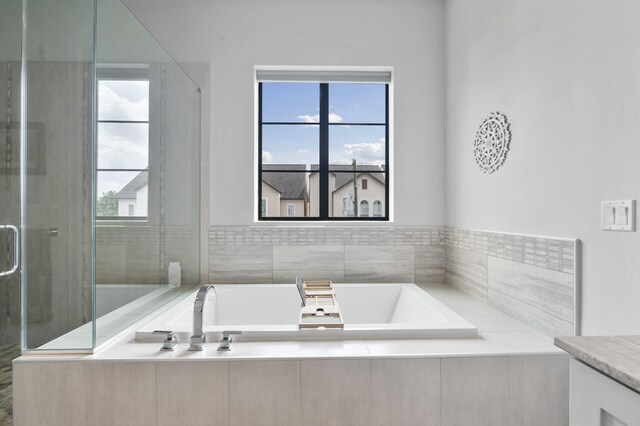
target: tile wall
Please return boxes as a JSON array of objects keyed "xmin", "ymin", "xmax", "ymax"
[
  {"xmin": 445, "ymin": 227, "xmax": 579, "ymax": 337},
  {"xmin": 208, "ymin": 225, "xmax": 579, "ymax": 337},
  {"xmin": 208, "ymin": 226, "xmax": 446, "ymax": 285}
]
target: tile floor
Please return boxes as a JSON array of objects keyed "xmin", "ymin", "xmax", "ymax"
[{"xmin": 0, "ymin": 345, "xmax": 20, "ymax": 426}]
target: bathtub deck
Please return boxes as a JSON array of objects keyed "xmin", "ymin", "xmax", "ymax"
[
  {"xmin": 13, "ymin": 283, "xmax": 567, "ymax": 426},
  {"xmin": 14, "ymin": 283, "xmax": 561, "ymax": 362}
]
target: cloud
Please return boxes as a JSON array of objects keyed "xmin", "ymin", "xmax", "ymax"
[
  {"xmin": 262, "ymin": 151, "xmax": 273, "ymax": 163},
  {"xmin": 98, "ymin": 81, "xmax": 149, "ymax": 121},
  {"xmin": 336, "ymin": 138, "xmax": 386, "ymax": 166},
  {"xmin": 98, "ymin": 122, "xmax": 148, "ymax": 170},
  {"xmin": 297, "ymin": 112, "xmax": 344, "ymax": 124}
]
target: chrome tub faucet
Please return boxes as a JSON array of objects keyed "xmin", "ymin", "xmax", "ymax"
[{"xmin": 189, "ymin": 284, "xmax": 215, "ymax": 351}]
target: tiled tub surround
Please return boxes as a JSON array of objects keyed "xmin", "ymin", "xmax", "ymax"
[
  {"xmin": 208, "ymin": 226, "xmax": 579, "ymax": 338},
  {"xmin": 208, "ymin": 226, "xmax": 446, "ymax": 285},
  {"xmin": 445, "ymin": 228, "xmax": 579, "ymax": 338},
  {"xmin": 13, "ymin": 283, "xmax": 569, "ymax": 426}
]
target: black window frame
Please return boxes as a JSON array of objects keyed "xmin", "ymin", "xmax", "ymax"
[
  {"xmin": 258, "ymin": 82, "xmax": 390, "ymax": 221},
  {"xmin": 96, "ymin": 67, "xmax": 150, "ymax": 221}
]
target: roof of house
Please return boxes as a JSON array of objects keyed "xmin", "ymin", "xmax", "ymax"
[
  {"xmin": 115, "ymin": 170, "xmax": 148, "ymax": 199},
  {"xmin": 331, "ymin": 165, "xmax": 385, "ymax": 191},
  {"xmin": 309, "ymin": 164, "xmax": 385, "ymax": 192},
  {"xmin": 262, "ymin": 164, "xmax": 307, "ymax": 200}
]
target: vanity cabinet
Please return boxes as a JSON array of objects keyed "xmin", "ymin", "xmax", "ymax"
[{"xmin": 570, "ymin": 358, "xmax": 640, "ymax": 426}]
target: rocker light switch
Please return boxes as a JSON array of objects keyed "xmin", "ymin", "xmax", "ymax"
[
  {"xmin": 616, "ymin": 206, "xmax": 628, "ymax": 225},
  {"xmin": 604, "ymin": 206, "xmax": 615, "ymax": 225},
  {"xmin": 602, "ymin": 200, "xmax": 635, "ymax": 231}
]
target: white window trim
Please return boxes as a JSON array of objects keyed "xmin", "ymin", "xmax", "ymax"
[{"xmin": 253, "ymin": 65, "xmax": 394, "ymax": 224}]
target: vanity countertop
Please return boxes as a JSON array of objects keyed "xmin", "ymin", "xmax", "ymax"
[{"xmin": 555, "ymin": 335, "xmax": 640, "ymax": 393}]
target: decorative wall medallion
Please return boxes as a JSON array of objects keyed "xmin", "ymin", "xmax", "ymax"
[{"xmin": 473, "ymin": 112, "xmax": 511, "ymax": 174}]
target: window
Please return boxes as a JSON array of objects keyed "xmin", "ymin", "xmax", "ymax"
[
  {"xmin": 287, "ymin": 204, "xmax": 295, "ymax": 217},
  {"xmin": 96, "ymin": 68, "xmax": 149, "ymax": 220},
  {"xmin": 360, "ymin": 200, "xmax": 369, "ymax": 217},
  {"xmin": 261, "ymin": 198, "xmax": 268, "ymax": 217},
  {"xmin": 257, "ymin": 70, "xmax": 390, "ymax": 221},
  {"xmin": 373, "ymin": 200, "xmax": 382, "ymax": 217}
]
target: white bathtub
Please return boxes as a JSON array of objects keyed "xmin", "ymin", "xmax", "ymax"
[{"xmin": 136, "ymin": 283, "xmax": 477, "ymax": 342}]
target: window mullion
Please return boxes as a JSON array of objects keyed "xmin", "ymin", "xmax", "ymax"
[{"xmin": 319, "ymin": 83, "xmax": 329, "ymax": 220}]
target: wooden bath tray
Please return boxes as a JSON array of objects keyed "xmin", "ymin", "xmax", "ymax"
[{"xmin": 299, "ymin": 280, "xmax": 344, "ymax": 330}]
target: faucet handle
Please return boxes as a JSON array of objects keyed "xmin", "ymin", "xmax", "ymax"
[
  {"xmin": 218, "ymin": 330, "xmax": 242, "ymax": 351},
  {"xmin": 153, "ymin": 330, "xmax": 178, "ymax": 351}
]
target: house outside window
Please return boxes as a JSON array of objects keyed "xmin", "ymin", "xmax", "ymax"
[
  {"xmin": 257, "ymin": 68, "xmax": 391, "ymax": 221},
  {"xmin": 96, "ymin": 68, "xmax": 150, "ymax": 220},
  {"xmin": 261, "ymin": 198, "xmax": 268, "ymax": 217},
  {"xmin": 360, "ymin": 200, "xmax": 369, "ymax": 217},
  {"xmin": 373, "ymin": 200, "xmax": 382, "ymax": 217}
]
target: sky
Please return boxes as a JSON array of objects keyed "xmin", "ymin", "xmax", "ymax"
[
  {"xmin": 261, "ymin": 83, "xmax": 386, "ymax": 167},
  {"xmin": 97, "ymin": 79, "xmax": 149, "ymax": 197}
]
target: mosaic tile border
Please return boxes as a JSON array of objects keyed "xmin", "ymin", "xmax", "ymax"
[
  {"xmin": 445, "ymin": 227, "xmax": 576, "ymax": 274},
  {"xmin": 209, "ymin": 226, "xmax": 446, "ymax": 246}
]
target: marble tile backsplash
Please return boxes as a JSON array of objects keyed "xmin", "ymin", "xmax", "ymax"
[
  {"xmin": 208, "ymin": 226, "xmax": 445, "ymax": 285},
  {"xmin": 207, "ymin": 225, "xmax": 579, "ymax": 337},
  {"xmin": 446, "ymin": 227, "xmax": 575, "ymax": 274},
  {"xmin": 444, "ymin": 227, "xmax": 579, "ymax": 337}
]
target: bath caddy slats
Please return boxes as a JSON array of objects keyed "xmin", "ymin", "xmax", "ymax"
[{"xmin": 299, "ymin": 280, "xmax": 344, "ymax": 330}]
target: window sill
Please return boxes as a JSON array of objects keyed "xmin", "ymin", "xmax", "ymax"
[{"xmin": 253, "ymin": 220, "xmax": 393, "ymax": 227}]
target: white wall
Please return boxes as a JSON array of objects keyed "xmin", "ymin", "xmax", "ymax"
[
  {"xmin": 446, "ymin": 0, "xmax": 640, "ymax": 335},
  {"xmin": 121, "ymin": 0, "xmax": 446, "ymax": 226}
]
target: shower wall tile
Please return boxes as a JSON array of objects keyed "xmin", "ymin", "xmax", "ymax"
[
  {"xmin": 345, "ymin": 245, "xmax": 415, "ymax": 282},
  {"xmin": 488, "ymin": 257, "xmax": 575, "ymax": 337},
  {"xmin": 209, "ymin": 245, "xmax": 273, "ymax": 284}
]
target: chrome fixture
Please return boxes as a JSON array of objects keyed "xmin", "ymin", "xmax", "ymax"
[
  {"xmin": 217, "ymin": 330, "xmax": 242, "ymax": 351},
  {"xmin": 296, "ymin": 274, "xmax": 306, "ymax": 305},
  {"xmin": 153, "ymin": 330, "xmax": 177, "ymax": 351},
  {"xmin": 189, "ymin": 284, "xmax": 215, "ymax": 351},
  {"xmin": 0, "ymin": 225, "xmax": 19, "ymax": 277}
]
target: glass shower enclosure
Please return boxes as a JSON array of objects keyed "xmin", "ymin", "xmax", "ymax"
[{"xmin": 1, "ymin": 0, "xmax": 202, "ymax": 353}]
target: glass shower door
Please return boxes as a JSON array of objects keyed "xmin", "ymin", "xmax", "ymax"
[
  {"xmin": 0, "ymin": 0, "xmax": 23, "ymax": 349},
  {"xmin": 21, "ymin": 0, "xmax": 95, "ymax": 352}
]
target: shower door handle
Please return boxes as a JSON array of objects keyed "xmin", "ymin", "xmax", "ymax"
[{"xmin": 0, "ymin": 225, "xmax": 19, "ymax": 277}]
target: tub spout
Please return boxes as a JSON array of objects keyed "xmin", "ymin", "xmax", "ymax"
[{"xmin": 189, "ymin": 284, "xmax": 215, "ymax": 351}]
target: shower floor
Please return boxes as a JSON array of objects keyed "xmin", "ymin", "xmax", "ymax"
[{"xmin": 0, "ymin": 345, "xmax": 21, "ymax": 425}]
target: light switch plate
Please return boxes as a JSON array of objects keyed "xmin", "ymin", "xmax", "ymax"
[{"xmin": 601, "ymin": 200, "xmax": 635, "ymax": 231}]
